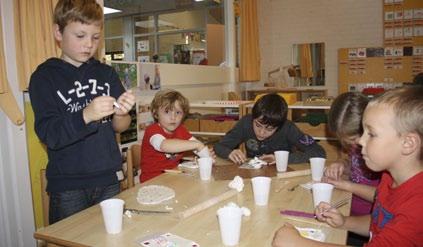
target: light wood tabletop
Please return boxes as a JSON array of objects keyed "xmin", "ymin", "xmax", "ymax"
[{"xmin": 34, "ymin": 164, "xmax": 351, "ymax": 246}]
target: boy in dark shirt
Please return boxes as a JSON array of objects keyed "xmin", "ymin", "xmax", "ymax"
[
  {"xmin": 29, "ymin": 0, "xmax": 135, "ymax": 224},
  {"xmin": 214, "ymin": 93, "xmax": 326, "ymax": 164}
]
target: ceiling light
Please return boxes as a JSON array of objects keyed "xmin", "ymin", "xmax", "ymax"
[{"xmin": 104, "ymin": 6, "xmax": 122, "ymax": 15}]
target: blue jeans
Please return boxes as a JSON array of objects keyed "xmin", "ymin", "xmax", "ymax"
[{"xmin": 49, "ymin": 183, "xmax": 120, "ymax": 224}]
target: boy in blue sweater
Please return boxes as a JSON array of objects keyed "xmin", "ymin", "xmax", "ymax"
[{"xmin": 29, "ymin": 0, "xmax": 135, "ymax": 224}]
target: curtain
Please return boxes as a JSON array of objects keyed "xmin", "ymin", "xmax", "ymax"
[
  {"xmin": 239, "ymin": 0, "xmax": 260, "ymax": 82},
  {"xmin": 300, "ymin": 44, "xmax": 313, "ymax": 79},
  {"xmin": 14, "ymin": 0, "xmax": 60, "ymax": 91},
  {"xmin": 0, "ymin": 13, "xmax": 24, "ymax": 125}
]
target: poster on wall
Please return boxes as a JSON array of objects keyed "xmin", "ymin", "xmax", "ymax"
[
  {"xmin": 139, "ymin": 63, "xmax": 161, "ymax": 91},
  {"xmin": 138, "ymin": 56, "xmax": 150, "ymax": 63},
  {"xmin": 111, "ymin": 61, "xmax": 139, "ymax": 90},
  {"xmin": 137, "ymin": 40, "xmax": 150, "ymax": 52}
]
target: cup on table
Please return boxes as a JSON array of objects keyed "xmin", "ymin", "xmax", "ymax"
[
  {"xmin": 100, "ymin": 198, "xmax": 124, "ymax": 234},
  {"xmin": 312, "ymin": 183, "xmax": 334, "ymax": 207},
  {"xmin": 274, "ymin": 150, "xmax": 289, "ymax": 172},
  {"xmin": 310, "ymin": 157, "xmax": 326, "ymax": 182},
  {"xmin": 198, "ymin": 157, "xmax": 213, "ymax": 180},
  {"xmin": 217, "ymin": 206, "xmax": 243, "ymax": 246},
  {"xmin": 251, "ymin": 176, "xmax": 271, "ymax": 206}
]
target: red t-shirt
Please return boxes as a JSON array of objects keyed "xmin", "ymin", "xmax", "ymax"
[
  {"xmin": 365, "ymin": 171, "xmax": 423, "ymax": 247},
  {"xmin": 140, "ymin": 123, "xmax": 192, "ymax": 182}
]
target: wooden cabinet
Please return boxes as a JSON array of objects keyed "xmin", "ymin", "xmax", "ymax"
[
  {"xmin": 184, "ymin": 100, "xmax": 252, "ymax": 136},
  {"xmin": 244, "ymin": 87, "xmax": 327, "ymax": 101}
]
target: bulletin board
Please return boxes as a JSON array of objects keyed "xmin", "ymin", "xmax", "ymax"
[
  {"xmin": 338, "ymin": 47, "xmax": 421, "ymax": 93},
  {"xmin": 383, "ymin": 0, "xmax": 423, "ymax": 46}
]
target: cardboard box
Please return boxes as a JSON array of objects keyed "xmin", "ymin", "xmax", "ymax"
[
  {"xmin": 184, "ymin": 118, "xmax": 200, "ymax": 132},
  {"xmin": 199, "ymin": 119, "xmax": 237, "ymax": 133}
]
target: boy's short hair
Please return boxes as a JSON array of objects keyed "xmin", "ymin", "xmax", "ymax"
[
  {"xmin": 369, "ymin": 87, "xmax": 423, "ymax": 157},
  {"xmin": 328, "ymin": 92, "xmax": 369, "ymax": 147},
  {"xmin": 252, "ymin": 93, "xmax": 288, "ymax": 128},
  {"xmin": 151, "ymin": 89, "xmax": 190, "ymax": 122},
  {"xmin": 54, "ymin": 0, "xmax": 103, "ymax": 33}
]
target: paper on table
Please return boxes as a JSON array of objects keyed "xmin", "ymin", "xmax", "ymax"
[
  {"xmin": 137, "ymin": 232, "xmax": 199, "ymax": 247},
  {"xmin": 295, "ymin": 227, "xmax": 326, "ymax": 242}
]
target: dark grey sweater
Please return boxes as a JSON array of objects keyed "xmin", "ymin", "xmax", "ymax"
[{"xmin": 214, "ymin": 115, "xmax": 326, "ymax": 163}]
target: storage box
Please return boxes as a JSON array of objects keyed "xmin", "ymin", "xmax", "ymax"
[
  {"xmin": 199, "ymin": 119, "xmax": 237, "ymax": 133},
  {"xmin": 254, "ymin": 93, "xmax": 297, "ymax": 105},
  {"xmin": 296, "ymin": 122, "xmax": 329, "ymax": 138},
  {"xmin": 184, "ymin": 118, "xmax": 200, "ymax": 132}
]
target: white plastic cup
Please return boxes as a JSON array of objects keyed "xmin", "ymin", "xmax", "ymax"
[
  {"xmin": 251, "ymin": 176, "xmax": 271, "ymax": 206},
  {"xmin": 100, "ymin": 198, "xmax": 124, "ymax": 234},
  {"xmin": 312, "ymin": 183, "xmax": 334, "ymax": 207},
  {"xmin": 198, "ymin": 157, "xmax": 213, "ymax": 180},
  {"xmin": 274, "ymin": 150, "xmax": 289, "ymax": 172},
  {"xmin": 196, "ymin": 146, "xmax": 210, "ymax": 158},
  {"xmin": 310, "ymin": 157, "xmax": 326, "ymax": 182},
  {"xmin": 217, "ymin": 207, "xmax": 243, "ymax": 246}
]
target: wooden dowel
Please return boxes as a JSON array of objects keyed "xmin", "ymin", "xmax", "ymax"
[
  {"xmin": 178, "ymin": 189, "xmax": 237, "ymax": 219},
  {"xmin": 276, "ymin": 169, "xmax": 311, "ymax": 179}
]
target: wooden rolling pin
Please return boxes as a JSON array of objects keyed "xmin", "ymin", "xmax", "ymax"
[
  {"xmin": 276, "ymin": 168, "xmax": 311, "ymax": 179},
  {"xmin": 178, "ymin": 189, "xmax": 238, "ymax": 219}
]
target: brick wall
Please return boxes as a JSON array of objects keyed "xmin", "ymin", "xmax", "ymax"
[{"xmin": 256, "ymin": 0, "xmax": 383, "ymax": 96}]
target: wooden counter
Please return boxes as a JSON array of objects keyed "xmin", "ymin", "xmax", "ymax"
[{"xmin": 34, "ymin": 164, "xmax": 351, "ymax": 246}]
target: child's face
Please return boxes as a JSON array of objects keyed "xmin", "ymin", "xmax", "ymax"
[
  {"xmin": 359, "ymin": 104, "xmax": 403, "ymax": 172},
  {"xmin": 156, "ymin": 101, "xmax": 184, "ymax": 134},
  {"xmin": 253, "ymin": 118, "xmax": 278, "ymax": 141},
  {"xmin": 55, "ymin": 21, "xmax": 101, "ymax": 67}
]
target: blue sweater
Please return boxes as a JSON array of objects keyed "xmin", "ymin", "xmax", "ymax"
[{"xmin": 29, "ymin": 58, "xmax": 124, "ymax": 192}]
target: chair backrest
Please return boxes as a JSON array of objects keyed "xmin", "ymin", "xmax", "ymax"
[
  {"xmin": 126, "ymin": 143, "xmax": 141, "ymax": 188},
  {"xmin": 40, "ymin": 169, "xmax": 49, "ymax": 227}
]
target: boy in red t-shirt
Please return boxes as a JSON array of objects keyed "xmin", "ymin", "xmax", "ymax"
[
  {"xmin": 272, "ymin": 87, "xmax": 423, "ymax": 247},
  {"xmin": 140, "ymin": 89, "xmax": 212, "ymax": 182}
]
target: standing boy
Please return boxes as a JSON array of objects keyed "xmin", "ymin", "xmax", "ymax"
[
  {"xmin": 272, "ymin": 87, "xmax": 423, "ymax": 246},
  {"xmin": 29, "ymin": 0, "xmax": 135, "ymax": 224},
  {"xmin": 214, "ymin": 93, "xmax": 326, "ymax": 164}
]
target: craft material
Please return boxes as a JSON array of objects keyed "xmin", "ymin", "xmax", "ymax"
[
  {"xmin": 124, "ymin": 208, "xmax": 172, "ymax": 214},
  {"xmin": 138, "ymin": 232, "xmax": 199, "ymax": 247},
  {"xmin": 280, "ymin": 210, "xmax": 315, "ymax": 219},
  {"xmin": 113, "ymin": 101, "xmax": 121, "ymax": 109},
  {"xmin": 137, "ymin": 185, "xmax": 175, "ymax": 205},
  {"xmin": 276, "ymin": 169, "xmax": 311, "ymax": 179},
  {"xmin": 213, "ymin": 163, "xmax": 293, "ymax": 180},
  {"xmin": 178, "ymin": 189, "xmax": 237, "ymax": 219},
  {"xmin": 321, "ymin": 197, "xmax": 350, "ymax": 214},
  {"xmin": 295, "ymin": 227, "xmax": 326, "ymax": 242}
]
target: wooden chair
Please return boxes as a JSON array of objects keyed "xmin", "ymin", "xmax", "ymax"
[
  {"xmin": 125, "ymin": 144, "xmax": 141, "ymax": 188},
  {"xmin": 40, "ymin": 169, "xmax": 49, "ymax": 227}
]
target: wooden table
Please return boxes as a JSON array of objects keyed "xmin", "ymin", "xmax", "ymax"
[{"xmin": 34, "ymin": 164, "xmax": 351, "ymax": 246}]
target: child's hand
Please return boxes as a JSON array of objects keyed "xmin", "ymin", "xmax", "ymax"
[
  {"xmin": 229, "ymin": 149, "xmax": 247, "ymax": 164},
  {"xmin": 208, "ymin": 147, "xmax": 217, "ymax": 161},
  {"xmin": 272, "ymin": 223, "xmax": 305, "ymax": 247},
  {"xmin": 259, "ymin": 154, "xmax": 276, "ymax": 164},
  {"xmin": 114, "ymin": 90, "xmax": 136, "ymax": 116},
  {"xmin": 315, "ymin": 202, "xmax": 345, "ymax": 228},
  {"xmin": 83, "ymin": 96, "xmax": 116, "ymax": 123},
  {"xmin": 324, "ymin": 161, "xmax": 345, "ymax": 180}
]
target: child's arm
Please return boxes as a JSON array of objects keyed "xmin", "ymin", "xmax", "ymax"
[
  {"xmin": 316, "ymin": 202, "xmax": 371, "ymax": 237},
  {"xmin": 285, "ymin": 121, "xmax": 326, "ymax": 163},
  {"xmin": 324, "ymin": 159, "xmax": 349, "ymax": 180},
  {"xmin": 323, "ymin": 178, "xmax": 376, "ymax": 202},
  {"xmin": 150, "ymin": 134, "xmax": 205, "ymax": 154},
  {"xmin": 214, "ymin": 117, "xmax": 246, "ymax": 159}
]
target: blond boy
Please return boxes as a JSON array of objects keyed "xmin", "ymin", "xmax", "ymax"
[{"xmin": 272, "ymin": 87, "xmax": 423, "ymax": 247}]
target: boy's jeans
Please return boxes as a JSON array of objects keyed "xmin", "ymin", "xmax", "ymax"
[{"xmin": 49, "ymin": 183, "xmax": 120, "ymax": 224}]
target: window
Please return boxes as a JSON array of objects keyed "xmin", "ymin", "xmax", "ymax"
[{"xmin": 104, "ymin": 2, "xmax": 224, "ymax": 65}]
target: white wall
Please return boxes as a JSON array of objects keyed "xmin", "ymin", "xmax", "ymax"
[
  {"xmin": 256, "ymin": 0, "xmax": 383, "ymax": 96},
  {"xmin": 0, "ymin": 0, "xmax": 36, "ymax": 247}
]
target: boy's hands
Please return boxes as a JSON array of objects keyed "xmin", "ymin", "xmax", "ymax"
[
  {"xmin": 315, "ymin": 202, "xmax": 346, "ymax": 228},
  {"xmin": 229, "ymin": 149, "xmax": 247, "ymax": 164},
  {"xmin": 114, "ymin": 90, "xmax": 136, "ymax": 116},
  {"xmin": 259, "ymin": 154, "xmax": 276, "ymax": 164},
  {"xmin": 272, "ymin": 223, "xmax": 305, "ymax": 247},
  {"xmin": 83, "ymin": 96, "xmax": 116, "ymax": 123}
]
